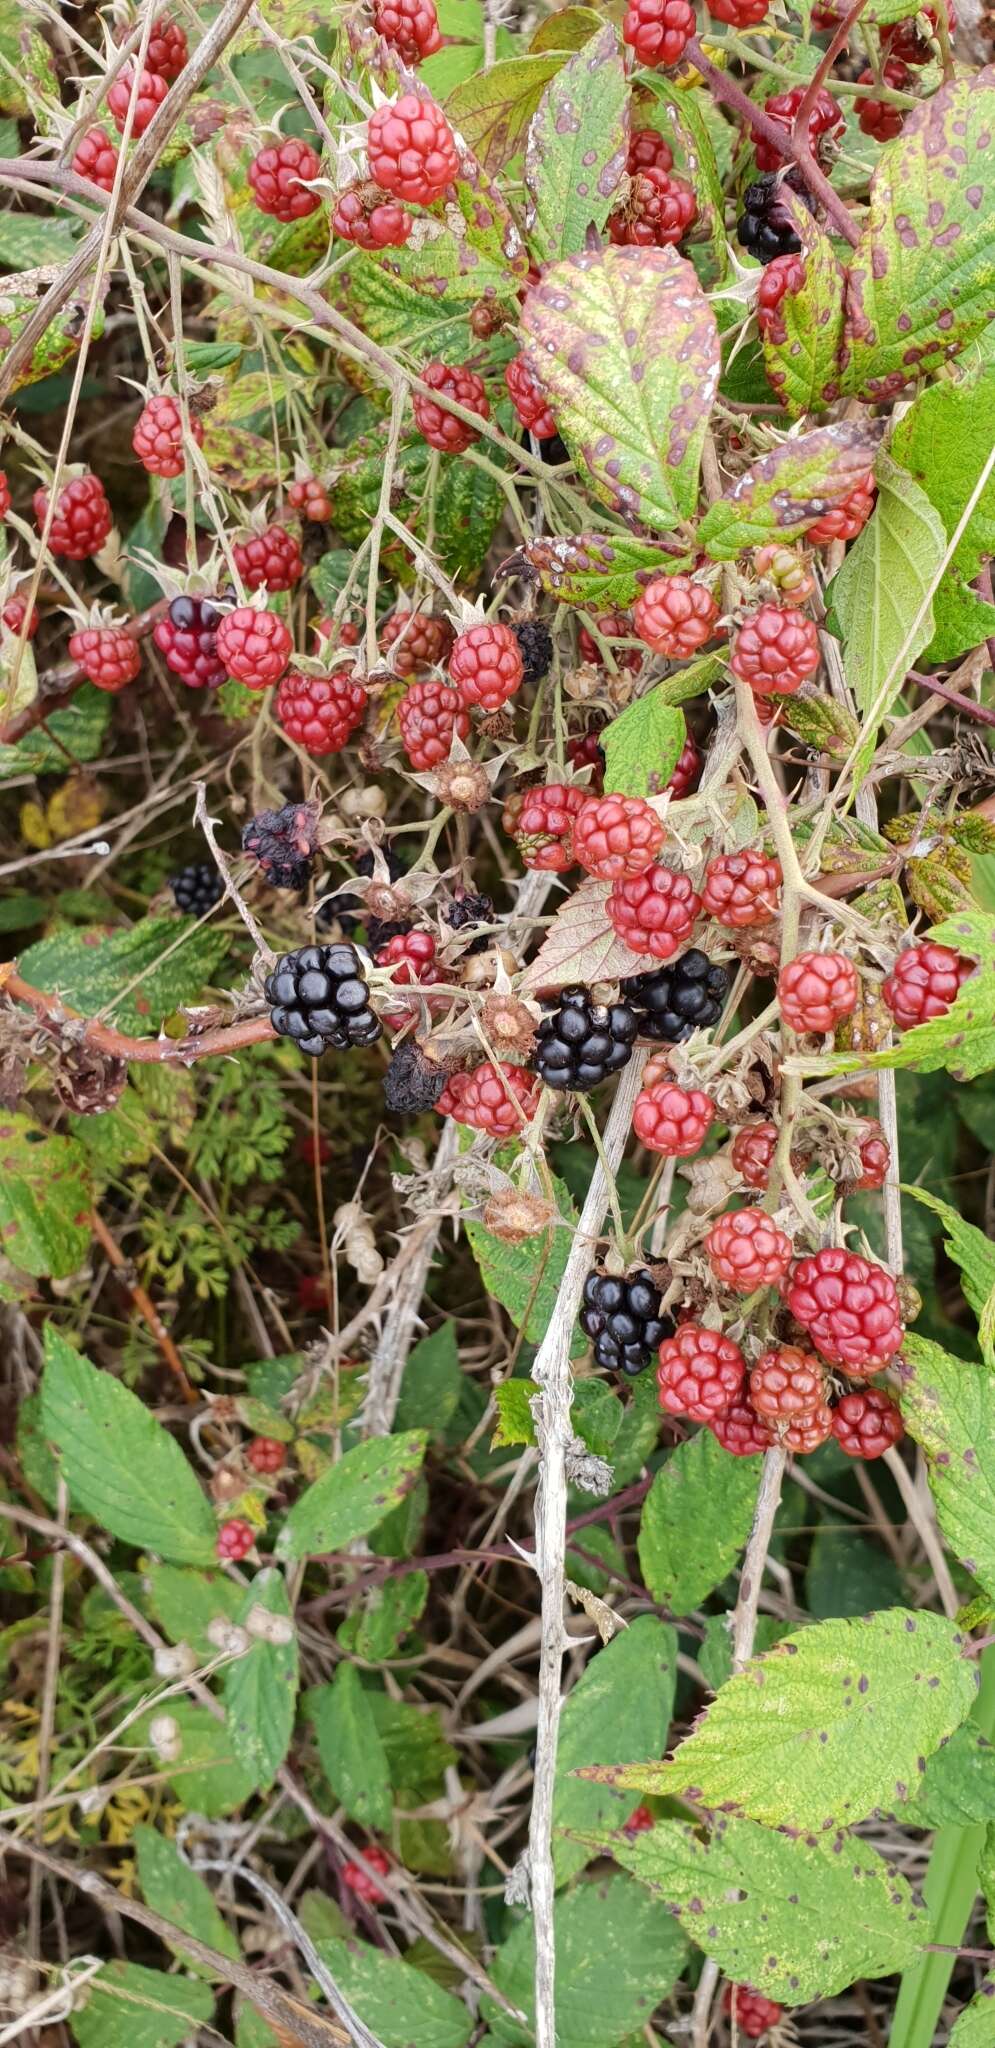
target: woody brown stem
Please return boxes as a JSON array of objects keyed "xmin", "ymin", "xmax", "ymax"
[
  {"xmin": 3, "ymin": 967, "xmax": 277, "ymax": 1064},
  {"xmin": 89, "ymin": 1208, "xmax": 197, "ymax": 1402}
]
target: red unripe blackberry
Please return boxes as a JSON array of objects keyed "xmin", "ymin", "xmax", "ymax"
[
  {"xmin": 832, "ymin": 1387, "xmax": 904, "ymax": 1459},
  {"xmin": 574, "ymin": 794, "xmax": 665, "ymax": 881},
  {"xmin": 3, "ymin": 595, "xmax": 40, "ymax": 638},
  {"xmin": 381, "ymin": 608, "xmax": 454, "ymax": 676},
  {"xmin": 367, "ymin": 93, "xmax": 459, "ymax": 207},
  {"xmin": 145, "ymin": 13, "xmax": 188, "ymax": 79},
  {"xmin": 632, "ymin": 1080, "xmax": 715, "ymax": 1157},
  {"xmin": 216, "ymin": 1518, "xmax": 255, "ymax": 1561},
  {"xmin": 376, "ymin": 928, "xmax": 437, "ymax": 986},
  {"xmin": 857, "ymin": 60, "xmax": 911, "ymax": 140},
  {"xmin": 753, "ymin": 84, "xmax": 843, "ymax": 173},
  {"xmin": 288, "ymin": 476, "xmax": 332, "ymax": 522},
  {"xmin": 706, "ymin": 1209, "xmax": 792, "ymax": 1292},
  {"xmin": 314, "ymin": 616, "xmax": 360, "ymax": 653},
  {"xmin": 608, "ymin": 167, "xmax": 697, "ymax": 247},
  {"xmin": 707, "ymin": 0, "xmax": 769, "ymax": 22},
  {"xmin": 153, "ymin": 593, "xmax": 225, "ymax": 689},
  {"xmin": 723, "ymin": 1986, "xmax": 784, "ymax": 2039},
  {"xmin": 753, "ymin": 543, "xmax": 815, "ymax": 606},
  {"xmin": 881, "ymin": 941, "xmax": 975, "ymax": 1029},
  {"xmin": 778, "ymin": 951, "xmax": 858, "ymax": 1035},
  {"xmin": 108, "ymin": 64, "xmax": 168, "ymax": 135},
  {"xmin": 634, "ymin": 574, "xmax": 719, "ymax": 657},
  {"xmin": 233, "ymin": 524, "xmax": 303, "ymax": 594},
  {"xmin": 343, "ymin": 1846, "xmax": 391, "ymax": 1903},
  {"xmin": 276, "ymin": 670, "xmax": 367, "ymax": 754},
  {"xmin": 567, "ymin": 728, "xmax": 605, "ymax": 788},
  {"xmin": 786, "ymin": 1246, "xmax": 904, "ymax": 1373},
  {"xmin": 881, "ymin": 0, "xmax": 953, "ymax": 63},
  {"xmin": 34, "ymin": 474, "xmax": 112, "ymax": 560},
  {"xmin": 72, "ymin": 125, "xmax": 119, "ymax": 192},
  {"xmin": 247, "ymin": 1435, "xmax": 284, "ymax": 1474},
  {"xmin": 398, "ymin": 678, "xmax": 469, "ymax": 768},
  {"xmin": 730, "ymin": 1120, "xmax": 778, "ymax": 1190},
  {"xmin": 623, "ymin": 1804, "xmax": 655, "ymax": 1836},
  {"xmin": 505, "ymin": 354, "xmax": 557, "ymax": 439},
  {"xmin": 578, "ymin": 609, "xmax": 642, "ymax": 672},
  {"xmin": 710, "ymin": 1397, "xmax": 774, "ymax": 1456},
  {"xmin": 437, "ymin": 1060, "xmax": 540, "ymax": 1136},
  {"xmin": 413, "ymin": 360, "xmax": 489, "ymax": 453},
  {"xmin": 783, "ymin": 1403, "xmax": 833, "ymax": 1453},
  {"xmin": 248, "ymin": 137, "xmax": 322, "ymax": 220},
  {"xmin": 607, "ymin": 863, "xmax": 701, "ymax": 960},
  {"xmin": 449, "ymin": 621, "xmax": 524, "ymax": 711},
  {"xmin": 67, "ymin": 625, "xmax": 141, "ymax": 692},
  {"xmin": 622, "ymin": 0, "xmax": 697, "ymax": 66},
  {"xmin": 629, "ymin": 127, "xmax": 673, "ymax": 173},
  {"xmin": 132, "ymin": 393, "xmax": 203, "ymax": 479},
  {"xmin": 332, "ymin": 183, "xmax": 412, "ymax": 248},
  {"xmin": 730, "ymin": 604, "xmax": 820, "ymax": 696},
  {"xmin": 372, "ymin": 0, "xmax": 443, "ymax": 59},
  {"xmin": 807, "ymin": 475, "xmax": 876, "ymax": 545},
  {"xmin": 854, "ymin": 1120, "xmax": 890, "ymax": 1190},
  {"xmin": 215, "ymin": 606, "xmax": 292, "ymax": 689},
  {"xmin": 749, "ymin": 1343, "xmax": 825, "ymax": 1421},
  {"xmin": 503, "ymin": 782, "xmax": 586, "ymax": 872},
  {"xmin": 702, "ymin": 849, "xmax": 781, "ymax": 928},
  {"xmin": 666, "ymin": 734, "xmax": 701, "ymax": 800},
  {"xmin": 656, "ymin": 1322, "xmax": 746, "ymax": 1422},
  {"xmin": 756, "ymin": 252, "xmax": 806, "ymax": 341}
]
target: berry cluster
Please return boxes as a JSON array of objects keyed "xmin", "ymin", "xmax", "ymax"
[
  {"xmin": 265, "ymin": 944, "xmax": 383, "ymax": 1057},
  {"xmin": 580, "ymin": 1268, "xmax": 673, "ymax": 1376},
  {"xmin": 533, "ymin": 987, "xmax": 639, "ymax": 1092},
  {"xmin": 170, "ymin": 862, "xmax": 224, "ymax": 915}
]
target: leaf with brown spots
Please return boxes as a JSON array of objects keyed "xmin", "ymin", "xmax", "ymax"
[
  {"xmin": 524, "ymin": 23, "xmax": 628, "ymax": 263},
  {"xmin": 521, "ymin": 246, "xmax": 720, "ymax": 534},
  {"xmin": 758, "ymin": 192, "xmax": 847, "ymax": 419},
  {"xmin": 900, "ymin": 1333, "xmax": 995, "ymax": 1602},
  {"xmin": 840, "ymin": 68, "xmax": 995, "ymax": 402},
  {"xmin": 697, "ymin": 420, "xmax": 883, "ymax": 561},
  {"xmin": 446, "ymin": 54, "xmax": 567, "ymax": 174},
  {"xmin": 518, "ymin": 876, "xmax": 663, "ymax": 995},
  {"xmin": 0, "ymin": 1112, "xmax": 92, "ymax": 1278},
  {"xmin": 19, "ymin": 916, "xmax": 230, "ymax": 1036},
  {"xmin": 502, "ymin": 531, "xmax": 690, "ymax": 607}
]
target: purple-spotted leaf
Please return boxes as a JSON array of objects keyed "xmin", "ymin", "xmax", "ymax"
[
  {"xmin": 841, "ymin": 69, "xmax": 995, "ymax": 401},
  {"xmin": 446, "ymin": 54, "xmax": 567, "ymax": 174},
  {"xmin": 698, "ymin": 421, "xmax": 882, "ymax": 561},
  {"xmin": 530, "ymin": 5, "xmax": 605, "ymax": 50},
  {"xmin": 759, "ymin": 195, "xmax": 848, "ymax": 419},
  {"xmin": 518, "ymin": 877, "xmax": 660, "ymax": 994},
  {"xmin": 523, "ymin": 23, "xmax": 628, "ymax": 263},
  {"xmin": 521, "ymin": 246, "xmax": 720, "ymax": 534},
  {"xmin": 501, "ymin": 532, "xmax": 689, "ymax": 606},
  {"xmin": 900, "ymin": 1333, "xmax": 995, "ymax": 1600}
]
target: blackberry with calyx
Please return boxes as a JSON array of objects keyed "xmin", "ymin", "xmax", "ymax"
[
  {"xmin": 265, "ymin": 943, "xmax": 382, "ymax": 1057},
  {"xmin": 580, "ymin": 1267, "xmax": 673, "ymax": 1377}
]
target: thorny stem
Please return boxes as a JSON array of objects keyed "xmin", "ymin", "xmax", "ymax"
[
  {"xmin": 685, "ymin": 38, "xmax": 860, "ymax": 246},
  {"xmin": 3, "ymin": 967, "xmax": 278, "ymax": 1063},
  {"xmin": 89, "ymin": 1208, "xmax": 196, "ymax": 1402}
]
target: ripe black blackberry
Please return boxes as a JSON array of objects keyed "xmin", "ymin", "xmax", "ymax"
[
  {"xmin": 580, "ymin": 1268, "xmax": 673, "ymax": 1377},
  {"xmin": 265, "ymin": 943, "xmax": 383, "ymax": 1057},
  {"xmin": 242, "ymin": 802, "xmax": 318, "ymax": 891},
  {"xmin": 624, "ymin": 950, "xmax": 729, "ymax": 1042},
  {"xmin": 533, "ymin": 986, "xmax": 638, "ymax": 1092},
  {"xmin": 512, "ymin": 620, "xmax": 554, "ymax": 686},
  {"xmin": 170, "ymin": 862, "xmax": 224, "ymax": 915},
  {"xmin": 737, "ymin": 176, "xmax": 811, "ymax": 262},
  {"xmin": 383, "ymin": 1039, "xmax": 447, "ymax": 1113}
]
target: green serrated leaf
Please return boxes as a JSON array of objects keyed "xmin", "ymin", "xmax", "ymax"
[
  {"xmin": 134, "ymin": 1827, "xmax": 239, "ymax": 1975},
  {"xmin": 637, "ymin": 1430, "xmax": 760, "ymax": 1617},
  {"xmin": 759, "ymin": 194, "xmax": 847, "ymax": 417},
  {"xmin": 610, "ymin": 1609, "xmax": 977, "ymax": 1828},
  {"xmin": 40, "ymin": 1329, "xmax": 217, "ymax": 1565},
  {"xmin": 349, "ymin": 1571, "xmax": 428, "ymax": 1660},
  {"xmin": 480, "ymin": 1871, "xmax": 686, "ymax": 2046},
  {"xmin": 521, "ymin": 245, "xmax": 719, "ymax": 535},
  {"xmin": 699, "ymin": 422, "xmax": 880, "ymax": 560},
  {"xmin": 0, "ymin": 213, "xmax": 79, "ymax": 268},
  {"xmin": 924, "ymin": 574, "xmax": 995, "ymax": 664},
  {"xmin": 145, "ymin": 1564, "xmax": 245, "ymax": 1659},
  {"xmin": 223, "ymin": 1568, "xmax": 298, "ymax": 1790},
  {"xmin": 366, "ymin": 1690, "xmax": 457, "ymax": 1794},
  {"xmin": 0, "ymin": 1113, "xmax": 91, "ymax": 1278},
  {"xmin": 602, "ymin": 696, "xmax": 685, "ymax": 799},
  {"xmin": 136, "ymin": 1700, "xmax": 257, "ymax": 1816},
  {"xmin": 900, "ymin": 1332, "xmax": 995, "ymax": 1600},
  {"xmin": 901, "ymin": 1187, "xmax": 995, "ymax": 1360},
  {"xmin": 948, "ymin": 1981, "xmax": 995, "ymax": 2044},
  {"xmin": 892, "ymin": 364, "xmax": 995, "ymax": 581},
  {"xmin": 19, "ymin": 917, "xmax": 229, "ymax": 1035},
  {"xmin": 902, "ymin": 1716, "xmax": 995, "ymax": 1826},
  {"xmin": 447, "ymin": 52, "xmax": 567, "ymax": 172},
  {"xmin": 275, "ymin": 1432, "xmax": 427, "ymax": 1561},
  {"xmin": 71, "ymin": 1961, "xmax": 214, "ymax": 2048},
  {"xmin": 312, "ymin": 1663, "xmax": 393, "ymax": 1830},
  {"xmin": 570, "ymin": 1814, "xmax": 924, "ymax": 2002},
  {"xmin": 492, "ymin": 1378, "xmax": 536, "ymax": 1448},
  {"xmin": 524, "ymin": 25, "xmax": 627, "ymax": 262},
  {"xmin": 0, "ymin": 682, "xmax": 110, "ymax": 779},
  {"xmin": 466, "ymin": 1172, "xmax": 579, "ymax": 1348},
  {"xmin": 310, "ymin": 1933, "xmax": 472, "ymax": 2048},
  {"xmin": 394, "ymin": 1324, "xmax": 463, "ymax": 1436},
  {"xmin": 554, "ymin": 1616, "xmax": 677, "ymax": 1883}
]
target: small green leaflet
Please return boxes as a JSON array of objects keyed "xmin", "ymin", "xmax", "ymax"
[
  {"xmin": 521, "ymin": 245, "xmax": 719, "ymax": 536},
  {"xmin": 275, "ymin": 1430, "xmax": 427, "ymax": 1560},
  {"xmin": 0, "ymin": 1114, "xmax": 91, "ymax": 1278},
  {"xmin": 948, "ymin": 1982, "xmax": 995, "ymax": 2044},
  {"xmin": 524, "ymin": 25, "xmax": 627, "ymax": 264},
  {"xmin": 601, "ymin": 696, "xmax": 685, "ymax": 801},
  {"xmin": 223, "ymin": 1569, "xmax": 298, "ymax": 1790},
  {"xmin": 902, "ymin": 1718, "xmax": 995, "ymax": 1827},
  {"xmin": 901, "ymin": 1187, "xmax": 995, "ymax": 1363},
  {"xmin": 637, "ymin": 1430, "xmax": 760, "ymax": 1617},
  {"xmin": 145, "ymin": 1564, "xmax": 245, "ymax": 1659},
  {"xmin": 309, "ymin": 1933, "xmax": 472, "ymax": 2048},
  {"xmin": 71, "ymin": 1961, "xmax": 214, "ymax": 2048},
  {"xmin": 133, "ymin": 1827, "xmax": 239, "ymax": 1975},
  {"xmin": 567, "ymin": 1815, "xmax": 925, "ymax": 2002},
  {"xmin": 900, "ymin": 1333, "xmax": 995, "ymax": 1602},
  {"xmin": 698, "ymin": 422, "xmax": 880, "ymax": 560},
  {"xmin": 19, "ymin": 916, "xmax": 229, "ymax": 1035},
  {"xmin": 40, "ymin": 1329, "xmax": 217, "ymax": 1565},
  {"xmin": 137, "ymin": 1701, "xmax": 257, "ymax": 1817},
  {"xmin": 596, "ymin": 1609, "xmax": 977, "ymax": 1828},
  {"xmin": 0, "ymin": 683, "xmax": 110, "ymax": 777},
  {"xmin": 553, "ymin": 1616, "xmax": 677, "ymax": 1883},
  {"xmin": 480, "ymin": 1871, "xmax": 686, "ymax": 2047},
  {"xmin": 312, "ymin": 1663, "xmax": 393, "ymax": 1830}
]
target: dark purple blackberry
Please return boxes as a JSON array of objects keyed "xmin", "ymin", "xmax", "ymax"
[
  {"xmin": 533, "ymin": 986, "xmax": 638, "ymax": 1092},
  {"xmin": 265, "ymin": 943, "xmax": 382, "ymax": 1057},
  {"xmin": 624, "ymin": 951, "xmax": 729, "ymax": 1043},
  {"xmin": 511, "ymin": 620, "xmax": 554, "ymax": 686},
  {"xmin": 737, "ymin": 176, "xmax": 812, "ymax": 263},
  {"xmin": 443, "ymin": 888, "xmax": 495, "ymax": 954},
  {"xmin": 242, "ymin": 802, "xmax": 318, "ymax": 891},
  {"xmin": 170, "ymin": 862, "xmax": 224, "ymax": 916},
  {"xmin": 579, "ymin": 1268, "xmax": 673, "ymax": 1377},
  {"xmin": 383, "ymin": 1039, "xmax": 447, "ymax": 1113}
]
